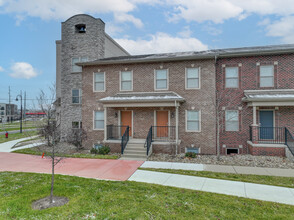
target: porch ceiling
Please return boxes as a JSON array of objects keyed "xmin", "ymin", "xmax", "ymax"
[
  {"xmin": 99, "ymin": 92, "xmax": 185, "ymax": 107},
  {"xmin": 242, "ymin": 89, "xmax": 294, "ymax": 106}
]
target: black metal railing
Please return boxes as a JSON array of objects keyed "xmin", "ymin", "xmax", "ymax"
[
  {"xmin": 285, "ymin": 128, "xmax": 294, "ymax": 156},
  {"xmin": 107, "ymin": 125, "xmax": 128, "ymax": 140},
  {"xmin": 144, "ymin": 126, "xmax": 152, "ymax": 156},
  {"xmin": 152, "ymin": 126, "xmax": 176, "ymax": 141},
  {"xmin": 121, "ymin": 126, "xmax": 130, "ymax": 154},
  {"xmin": 249, "ymin": 126, "xmax": 285, "ymax": 144}
]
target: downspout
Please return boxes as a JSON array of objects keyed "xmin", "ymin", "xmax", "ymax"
[
  {"xmin": 214, "ymin": 54, "xmax": 220, "ymax": 158},
  {"xmin": 175, "ymin": 100, "xmax": 179, "ymax": 155}
]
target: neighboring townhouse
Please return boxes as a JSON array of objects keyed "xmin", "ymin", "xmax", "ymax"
[
  {"xmin": 216, "ymin": 45, "xmax": 294, "ymax": 157},
  {"xmin": 80, "ymin": 54, "xmax": 217, "ymax": 156},
  {"xmin": 55, "ymin": 14, "xmax": 129, "ymax": 140}
]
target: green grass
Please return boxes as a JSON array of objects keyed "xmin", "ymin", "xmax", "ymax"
[
  {"xmin": 12, "ymin": 147, "xmax": 119, "ymax": 160},
  {"xmin": 0, "ymin": 127, "xmax": 37, "ymax": 132},
  {"xmin": 140, "ymin": 168, "xmax": 294, "ymax": 189},
  {"xmin": 0, "ymin": 131, "xmax": 38, "ymax": 143},
  {"xmin": 0, "ymin": 172, "xmax": 293, "ymax": 219}
]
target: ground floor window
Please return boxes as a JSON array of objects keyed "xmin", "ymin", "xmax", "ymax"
[
  {"xmin": 72, "ymin": 121, "xmax": 82, "ymax": 129},
  {"xmin": 186, "ymin": 110, "xmax": 200, "ymax": 132},
  {"xmin": 225, "ymin": 110, "xmax": 239, "ymax": 131},
  {"xmin": 94, "ymin": 111, "xmax": 104, "ymax": 130},
  {"xmin": 226, "ymin": 148, "xmax": 239, "ymax": 155}
]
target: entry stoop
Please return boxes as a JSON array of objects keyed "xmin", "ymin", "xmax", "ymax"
[{"xmin": 120, "ymin": 139, "xmax": 147, "ymax": 161}]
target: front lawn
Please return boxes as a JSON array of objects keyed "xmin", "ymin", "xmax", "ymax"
[
  {"xmin": 13, "ymin": 147, "xmax": 119, "ymax": 160},
  {"xmin": 0, "ymin": 172, "xmax": 293, "ymax": 219},
  {"xmin": 0, "ymin": 131, "xmax": 38, "ymax": 144},
  {"xmin": 139, "ymin": 168, "xmax": 294, "ymax": 188}
]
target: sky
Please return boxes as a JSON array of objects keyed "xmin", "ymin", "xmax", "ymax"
[{"xmin": 1, "ymin": 0, "xmax": 294, "ymax": 109}]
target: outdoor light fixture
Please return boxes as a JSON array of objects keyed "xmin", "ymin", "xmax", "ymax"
[
  {"xmin": 171, "ymin": 112, "xmax": 175, "ymax": 118},
  {"xmin": 115, "ymin": 112, "xmax": 118, "ymax": 118}
]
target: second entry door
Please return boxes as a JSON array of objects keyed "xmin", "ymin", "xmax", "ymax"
[
  {"xmin": 156, "ymin": 111, "xmax": 168, "ymax": 137},
  {"xmin": 121, "ymin": 111, "xmax": 132, "ymax": 136}
]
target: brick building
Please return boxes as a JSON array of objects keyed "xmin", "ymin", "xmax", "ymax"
[{"xmin": 57, "ymin": 14, "xmax": 294, "ymax": 158}]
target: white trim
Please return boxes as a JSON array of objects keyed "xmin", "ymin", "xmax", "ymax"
[
  {"xmin": 185, "ymin": 67, "xmax": 201, "ymax": 90},
  {"xmin": 185, "ymin": 110, "xmax": 201, "ymax": 132},
  {"xmin": 247, "ymin": 141, "xmax": 286, "ymax": 148},
  {"xmin": 120, "ymin": 70, "xmax": 133, "ymax": 92},
  {"xmin": 103, "ymin": 102, "xmax": 176, "ymax": 108},
  {"xmin": 93, "ymin": 72, "xmax": 106, "ymax": 92},
  {"xmin": 248, "ymin": 101, "xmax": 294, "ymax": 107},
  {"xmin": 154, "ymin": 69, "xmax": 169, "ymax": 91},
  {"xmin": 93, "ymin": 110, "xmax": 105, "ymax": 131}
]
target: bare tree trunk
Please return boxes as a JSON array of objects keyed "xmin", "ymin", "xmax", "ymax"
[{"xmin": 50, "ymin": 144, "xmax": 55, "ymax": 203}]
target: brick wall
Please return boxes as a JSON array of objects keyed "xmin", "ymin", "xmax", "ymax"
[
  {"xmin": 217, "ymin": 54, "xmax": 294, "ymax": 155},
  {"xmin": 82, "ymin": 59, "xmax": 216, "ymax": 154}
]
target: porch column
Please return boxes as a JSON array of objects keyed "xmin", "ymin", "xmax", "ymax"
[
  {"xmin": 252, "ymin": 106, "xmax": 257, "ymax": 126},
  {"xmin": 104, "ymin": 107, "xmax": 107, "ymax": 141},
  {"xmin": 175, "ymin": 102, "xmax": 179, "ymax": 154}
]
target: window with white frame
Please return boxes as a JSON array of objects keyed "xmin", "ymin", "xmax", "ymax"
[
  {"xmin": 260, "ymin": 65, "xmax": 274, "ymax": 87},
  {"xmin": 225, "ymin": 110, "xmax": 239, "ymax": 131},
  {"xmin": 225, "ymin": 67, "xmax": 239, "ymax": 88},
  {"xmin": 72, "ymin": 121, "xmax": 82, "ymax": 129},
  {"xmin": 186, "ymin": 68, "xmax": 200, "ymax": 89},
  {"xmin": 94, "ymin": 72, "xmax": 105, "ymax": 92},
  {"xmin": 72, "ymin": 89, "xmax": 82, "ymax": 104},
  {"xmin": 94, "ymin": 111, "xmax": 104, "ymax": 130},
  {"xmin": 120, "ymin": 71, "xmax": 132, "ymax": 91},
  {"xmin": 186, "ymin": 110, "xmax": 200, "ymax": 131},
  {"xmin": 72, "ymin": 57, "xmax": 88, "ymax": 73},
  {"xmin": 155, "ymin": 69, "xmax": 168, "ymax": 90}
]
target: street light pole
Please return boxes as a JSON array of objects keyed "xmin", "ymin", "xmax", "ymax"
[{"xmin": 16, "ymin": 94, "xmax": 22, "ymax": 133}]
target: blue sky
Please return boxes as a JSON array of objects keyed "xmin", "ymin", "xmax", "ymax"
[{"xmin": 0, "ymin": 0, "xmax": 294, "ymax": 109}]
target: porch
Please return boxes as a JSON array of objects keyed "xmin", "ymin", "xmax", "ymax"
[{"xmin": 243, "ymin": 89, "xmax": 294, "ymax": 157}]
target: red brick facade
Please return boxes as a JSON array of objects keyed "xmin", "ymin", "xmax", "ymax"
[{"xmin": 217, "ymin": 53, "xmax": 294, "ymax": 156}]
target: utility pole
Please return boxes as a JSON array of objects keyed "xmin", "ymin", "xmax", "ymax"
[
  {"xmin": 24, "ymin": 91, "xmax": 26, "ymax": 120},
  {"xmin": 8, "ymin": 86, "xmax": 11, "ymax": 123}
]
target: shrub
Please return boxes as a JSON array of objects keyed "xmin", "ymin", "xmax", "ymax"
[
  {"xmin": 98, "ymin": 145, "xmax": 110, "ymax": 155},
  {"xmin": 90, "ymin": 148, "xmax": 98, "ymax": 154},
  {"xmin": 185, "ymin": 152, "xmax": 197, "ymax": 158}
]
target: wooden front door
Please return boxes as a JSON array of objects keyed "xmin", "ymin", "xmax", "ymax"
[
  {"xmin": 121, "ymin": 111, "xmax": 132, "ymax": 136},
  {"xmin": 156, "ymin": 111, "xmax": 168, "ymax": 137}
]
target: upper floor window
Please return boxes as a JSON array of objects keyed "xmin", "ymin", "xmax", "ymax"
[
  {"xmin": 186, "ymin": 110, "xmax": 200, "ymax": 132},
  {"xmin": 72, "ymin": 89, "xmax": 82, "ymax": 104},
  {"xmin": 72, "ymin": 121, "xmax": 82, "ymax": 129},
  {"xmin": 94, "ymin": 111, "xmax": 104, "ymax": 130},
  {"xmin": 186, "ymin": 68, "xmax": 200, "ymax": 89},
  {"xmin": 120, "ymin": 71, "xmax": 133, "ymax": 91},
  {"xmin": 72, "ymin": 57, "xmax": 88, "ymax": 73},
  {"xmin": 155, "ymin": 69, "xmax": 168, "ymax": 90},
  {"xmin": 260, "ymin": 65, "xmax": 274, "ymax": 87},
  {"xmin": 225, "ymin": 110, "xmax": 239, "ymax": 131},
  {"xmin": 75, "ymin": 24, "xmax": 86, "ymax": 33},
  {"xmin": 94, "ymin": 72, "xmax": 105, "ymax": 92},
  {"xmin": 225, "ymin": 67, "xmax": 239, "ymax": 88}
]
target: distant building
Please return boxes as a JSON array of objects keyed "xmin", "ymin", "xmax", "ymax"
[{"xmin": 0, "ymin": 103, "xmax": 18, "ymax": 122}]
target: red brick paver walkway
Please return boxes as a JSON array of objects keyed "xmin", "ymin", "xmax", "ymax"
[{"xmin": 0, "ymin": 152, "xmax": 143, "ymax": 181}]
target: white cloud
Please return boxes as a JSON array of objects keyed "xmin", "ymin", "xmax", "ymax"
[
  {"xmin": 114, "ymin": 13, "xmax": 143, "ymax": 28},
  {"xmin": 0, "ymin": 66, "xmax": 4, "ymax": 72},
  {"xmin": 115, "ymin": 32, "xmax": 208, "ymax": 54},
  {"xmin": 177, "ymin": 26, "xmax": 192, "ymax": 38},
  {"xmin": 264, "ymin": 16, "xmax": 294, "ymax": 43},
  {"xmin": 9, "ymin": 62, "xmax": 38, "ymax": 79}
]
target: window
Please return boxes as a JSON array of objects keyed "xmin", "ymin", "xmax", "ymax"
[
  {"xmin": 260, "ymin": 65, "xmax": 274, "ymax": 87},
  {"xmin": 72, "ymin": 121, "xmax": 82, "ymax": 129},
  {"xmin": 186, "ymin": 147, "xmax": 199, "ymax": 154},
  {"xmin": 120, "ymin": 71, "xmax": 132, "ymax": 91},
  {"xmin": 225, "ymin": 110, "xmax": 239, "ymax": 131},
  {"xmin": 72, "ymin": 57, "xmax": 88, "ymax": 73},
  {"xmin": 186, "ymin": 110, "xmax": 200, "ymax": 132},
  {"xmin": 94, "ymin": 72, "xmax": 105, "ymax": 92},
  {"xmin": 94, "ymin": 111, "xmax": 104, "ymax": 130},
  {"xmin": 186, "ymin": 68, "xmax": 200, "ymax": 89},
  {"xmin": 225, "ymin": 67, "xmax": 239, "ymax": 88},
  {"xmin": 155, "ymin": 69, "xmax": 168, "ymax": 90},
  {"xmin": 227, "ymin": 148, "xmax": 239, "ymax": 155},
  {"xmin": 75, "ymin": 24, "xmax": 86, "ymax": 33},
  {"xmin": 72, "ymin": 89, "xmax": 82, "ymax": 104}
]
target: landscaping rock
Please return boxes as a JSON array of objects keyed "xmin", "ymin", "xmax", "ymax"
[{"xmin": 148, "ymin": 154, "xmax": 294, "ymax": 169}]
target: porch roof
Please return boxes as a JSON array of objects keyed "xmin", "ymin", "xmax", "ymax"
[
  {"xmin": 243, "ymin": 89, "xmax": 294, "ymax": 106},
  {"xmin": 99, "ymin": 92, "xmax": 184, "ymax": 107}
]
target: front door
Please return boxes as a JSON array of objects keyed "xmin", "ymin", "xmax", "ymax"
[
  {"xmin": 156, "ymin": 111, "xmax": 169, "ymax": 137},
  {"xmin": 121, "ymin": 111, "xmax": 132, "ymax": 137},
  {"xmin": 259, "ymin": 111, "xmax": 274, "ymax": 139}
]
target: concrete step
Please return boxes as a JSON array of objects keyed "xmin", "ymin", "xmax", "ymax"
[
  {"xmin": 128, "ymin": 139, "xmax": 146, "ymax": 144},
  {"xmin": 126, "ymin": 146, "xmax": 145, "ymax": 150},
  {"xmin": 120, "ymin": 154, "xmax": 147, "ymax": 160},
  {"xmin": 123, "ymin": 151, "xmax": 147, "ymax": 157},
  {"xmin": 120, "ymin": 156, "xmax": 146, "ymax": 161},
  {"xmin": 124, "ymin": 148, "xmax": 146, "ymax": 153}
]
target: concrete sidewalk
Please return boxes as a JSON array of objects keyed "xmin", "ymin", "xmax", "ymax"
[
  {"xmin": 129, "ymin": 170, "xmax": 294, "ymax": 206},
  {"xmin": 0, "ymin": 136, "xmax": 40, "ymax": 152},
  {"xmin": 141, "ymin": 161, "xmax": 294, "ymax": 177}
]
